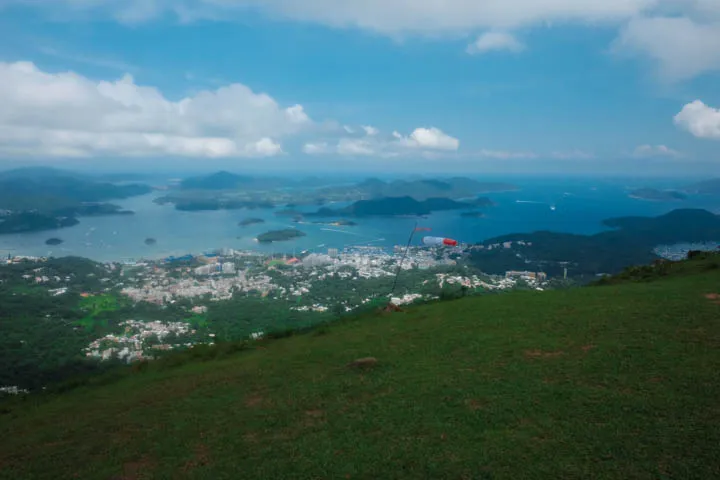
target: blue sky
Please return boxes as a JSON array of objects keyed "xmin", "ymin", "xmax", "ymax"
[{"xmin": 0, "ymin": 1, "xmax": 718, "ymax": 175}]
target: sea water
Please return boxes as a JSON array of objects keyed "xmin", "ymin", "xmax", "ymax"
[{"xmin": 0, "ymin": 177, "xmax": 717, "ymax": 262}]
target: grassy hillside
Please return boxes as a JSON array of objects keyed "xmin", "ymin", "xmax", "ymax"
[{"xmin": 2, "ymin": 257, "xmax": 720, "ymax": 479}]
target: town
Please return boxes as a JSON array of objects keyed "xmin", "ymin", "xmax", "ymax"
[{"xmin": 2, "ymin": 243, "xmax": 553, "ymax": 371}]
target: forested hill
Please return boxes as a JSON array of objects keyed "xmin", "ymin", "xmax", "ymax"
[
  {"xmin": 310, "ymin": 196, "xmax": 472, "ymax": 217},
  {"xmin": 0, "ymin": 167, "xmax": 151, "ymax": 212},
  {"xmin": 1, "ymin": 254, "xmax": 719, "ymax": 479},
  {"xmin": 469, "ymin": 208, "xmax": 720, "ymax": 277}
]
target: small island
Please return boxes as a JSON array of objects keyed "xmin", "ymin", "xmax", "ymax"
[
  {"xmin": 256, "ymin": 229, "xmax": 306, "ymax": 243},
  {"xmin": 45, "ymin": 238, "xmax": 64, "ymax": 246},
  {"xmin": 144, "ymin": 238, "xmax": 157, "ymax": 246},
  {"xmin": 629, "ymin": 188, "xmax": 687, "ymax": 202},
  {"xmin": 239, "ymin": 218, "xmax": 265, "ymax": 227}
]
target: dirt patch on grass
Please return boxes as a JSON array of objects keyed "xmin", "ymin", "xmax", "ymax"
[
  {"xmin": 465, "ymin": 399, "xmax": 487, "ymax": 411},
  {"xmin": 305, "ymin": 409, "xmax": 325, "ymax": 418},
  {"xmin": 580, "ymin": 344, "xmax": 596, "ymax": 353},
  {"xmin": 244, "ymin": 394, "xmax": 265, "ymax": 408},
  {"xmin": 111, "ymin": 456, "xmax": 156, "ymax": 480},
  {"xmin": 704, "ymin": 293, "xmax": 720, "ymax": 305},
  {"xmin": 182, "ymin": 444, "xmax": 211, "ymax": 472},
  {"xmin": 524, "ymin": 349, "xmax": 565, "ymax": 359}
]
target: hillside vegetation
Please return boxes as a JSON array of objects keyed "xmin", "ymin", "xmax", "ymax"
[{"xmin": 1, "ymin": 256, "xmax": 719, "ymax": 479}]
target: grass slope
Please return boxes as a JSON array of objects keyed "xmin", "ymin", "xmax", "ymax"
[{"xmin": 2, "ymin": 258, "xmax": 720, "ymax": 479}]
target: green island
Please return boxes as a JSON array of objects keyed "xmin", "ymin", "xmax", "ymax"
[
  {"xmin": 45, "ymin": 238, "xmax": 64, "ymax": 246},
  {"xmin": 1, "ymin": 252, "xmax": 719, "ymax": 478},
  {"xmin": 239, "ymin": 218, "xmax": 265, "ymax": 227},
  {"xmin": 256, "ymin": 229, "xmax": 306, "ymax": 243},
  {"xmin": 144, "ymin": 238, "xmax": 157, "ymax": 246},
  {"xmin": 310, "ymin": 196, "xmax": 472, "ymax": 217}
]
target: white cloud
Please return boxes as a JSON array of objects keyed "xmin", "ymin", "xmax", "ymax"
[
  {"xmin": 674, "ymin": 100, "xmax": 720, "ymax": 139},
  {"xmin": 362, "ymin": 125, "xmax": 379, "ymax": 136},
  {"xmin": 5, "ymin": 0, "xmax": 655, "ymax": 32},
  {"xmin": 302, "ymin": 142, "xmax": 330, "ymax": 154},
  {"xmin": 467, "ymin": 32, "xmax": 525, "ymax": 55},
  {"xmin": 614, "ymin": 16, "xmax": 720, "ymax": 80},
  {"xmin": 399, "ymin": 127, "xmax": 460, "ymax": 151},
  {"xmin": 632, "ymin": 144, "xmax": 683, "ymax": 157},
  {"xmin": 337, "ymin": 138, "xmax": 376, "ymax": 156},
  {"xmin": 0, "ymin": 61, "xmax": 312, "ymax": 158},
  {"xmin": 303, "ymin": 127, "xmax": 460, "ymax": 157},
  {"xmin": 7, "ymin": 1, "xmax": 720, "ymax": 81}
]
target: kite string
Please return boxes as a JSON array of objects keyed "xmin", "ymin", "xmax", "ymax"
[{"xmin": 389, "ymin": 221, "xmax": 418, "ymax": 298}]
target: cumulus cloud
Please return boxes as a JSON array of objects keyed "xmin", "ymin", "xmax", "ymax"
[
  {"xmin": 303, "ymin": 127, "xmax": 460, "ymax": 157},
  {"xmin": 614, "ymin": 16, "xmax": 720, "ymax": 80},
  {"xmin": 362, "ymin": 125, "xmax": 379, "ymax": 136},
  {"xmin": 3, "ymin": 0, "xmax": 654, "ymax": 32},
  {"xmin": 674, "ymin": 100, "xmax": 720, "ymax": 139},
  {"xmin": 632, "ymin": 144, "xmax": 683, "ymax": 157},
  {"xmin": 399, "ymin": 127, "xmax": 460, "ymax": 151},
  {"xmin": 467, "ymin": 32, "xmax": 525, "ymax": 55},
  {"xmin": 0, "ymin": 61, "xmax": 311, "ymax": 158},
  {"xmin": 302, "ymin": 142, "xmax": 330, "ymax": 154},
  {"xmin": 7, "ymin": 1, "xmax": 720, "ymax": 80}
]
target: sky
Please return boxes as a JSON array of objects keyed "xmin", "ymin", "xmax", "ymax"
[{"xmin": 0, "ymin": 0, "xmax": 719, "ymax": 176}]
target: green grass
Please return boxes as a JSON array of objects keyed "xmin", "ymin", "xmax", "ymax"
[
  {"xmin": 1, "ymin": 258, "xmax": 720, "ymax": 479},
  {"xmin": 77, "ymin": 294, "xmax": 120, "ymax": 329}
]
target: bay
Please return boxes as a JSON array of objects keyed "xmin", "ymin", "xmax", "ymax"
[{"xmin": 0, "ymin": 177, "xmax": 717, "ymax": 262}]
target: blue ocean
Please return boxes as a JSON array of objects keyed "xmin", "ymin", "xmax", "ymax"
[{"xmin": 1, "ymin": 176, "xmax": 717, "ymax": 262}]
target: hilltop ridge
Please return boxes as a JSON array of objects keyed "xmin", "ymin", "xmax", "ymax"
[{"xmin": 1, "ymin": 254, "xmax": 719, "ymax": 479}]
